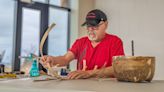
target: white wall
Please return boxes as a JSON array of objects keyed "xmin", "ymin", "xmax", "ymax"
[
  {"xmin": 95, "ymin": 0, "xmax": 164, "ymax": 80},
  {"xmin": 78, "ymin": 0, "xmax": 95, "ymax": 37}
]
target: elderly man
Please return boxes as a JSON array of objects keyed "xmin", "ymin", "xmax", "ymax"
[{"xmin": 41, "ymin": 9, "xmax": 125, "ymax": 79}]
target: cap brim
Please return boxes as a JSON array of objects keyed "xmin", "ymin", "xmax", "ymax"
[{"xmin": 81, "ymin": 19, "xmax": 100, "ymax": 27}]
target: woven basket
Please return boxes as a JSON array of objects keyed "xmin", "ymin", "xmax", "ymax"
[{"xmin": 113, "ymin": 56, "xmax": 155, "ymax": 82}]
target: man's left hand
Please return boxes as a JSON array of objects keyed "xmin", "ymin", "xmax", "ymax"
[{"xmin": 67, "ymin": 70, "xmax": 91, "ymax": 79}]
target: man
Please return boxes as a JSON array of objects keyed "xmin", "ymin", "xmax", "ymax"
[{"xmin": 41, "ymin": 9, "xmax": 125, "ymax": 79}]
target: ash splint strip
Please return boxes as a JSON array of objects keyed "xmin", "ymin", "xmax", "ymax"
[{"xmin": 39, "ymin": 23, "xmax": 64, "ymax": 80}]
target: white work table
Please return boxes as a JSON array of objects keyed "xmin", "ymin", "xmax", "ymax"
[{"xmin": 0, "ymin": 78, "xmax": 164, "ymax": 92}]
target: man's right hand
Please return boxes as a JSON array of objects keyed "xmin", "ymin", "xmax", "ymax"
[
  {"xmin": 40, "ymin": 51, "xmax": 75, "ymax": 68},
  {"xmin": 40, "ymin": 55, "xmax": 56, "ymax": 68}
]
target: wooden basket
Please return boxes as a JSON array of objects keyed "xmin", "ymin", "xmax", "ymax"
[{"xmin": 113, "ymin": 56, "xmax": 155, "ymax": 82}]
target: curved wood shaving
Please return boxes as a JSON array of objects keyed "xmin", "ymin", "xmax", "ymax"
[
  {"xmin": 40, "ymin": 23, "xmax": 56, "ymax": 57},
  {"xmin": 39, "ymin": 23, "xmax": 63, "ymax": 80}
]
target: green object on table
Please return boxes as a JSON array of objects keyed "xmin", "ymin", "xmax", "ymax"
[{"xmin": 30, "ymin": 59, "xmax": 40, "ymax": 77}]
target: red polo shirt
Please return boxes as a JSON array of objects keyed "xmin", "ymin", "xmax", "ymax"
[{"xmin": 69, "ymin": 33, "xmax": 125, "ymax": 70}]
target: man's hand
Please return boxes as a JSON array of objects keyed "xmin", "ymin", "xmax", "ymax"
[
  {"xmin": 41, "ymin": 55, "xmax": 57, "ymax": 68},
  {"xmin": 67, "ymin": 70, "xmax": 91, "ymax": 79},
  {"xmin": 40, "ymin": 51, "xmax": 75, "ymax": 68},
  {"xmin": 66, "ymin": 66, "xmax": 115, "ymax": 80}
]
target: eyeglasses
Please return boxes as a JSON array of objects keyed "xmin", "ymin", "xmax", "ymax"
[{"xmin": 85, "ymin": 22, "xmax": 104, "ymax": 31}]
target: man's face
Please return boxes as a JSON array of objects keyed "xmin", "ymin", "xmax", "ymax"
[{"xmin": 86, "ymin": 21, "xmax": 108, "ymax": 42}]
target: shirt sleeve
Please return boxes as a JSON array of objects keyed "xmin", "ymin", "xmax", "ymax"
[
  {"xmin": 111, "ymin": 37, "xmax": 125, "ymax": 56},
  {"xmin": 68, "ymin": 39, "xmax": 80, "ymax": 59}
]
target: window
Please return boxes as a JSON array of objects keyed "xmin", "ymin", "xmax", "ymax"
[
  {"xmin": 0, "ymin": 0, "xmax": 15, "ymax": 72},
  {"xmin": 48, "ymin": 7, "xmax": 69, "ymax": 56},
  {"xmin": 21, "ymin": 8, "xmax": 40, "ymax": 59},
  {"xmin": 14, "ymin": 1, "xmax": 49, "ymax": 71},
  {"xmin": 50, "ymin": 0, "xmax": 69, "ymax": 7},
  {"xmin": 33, "ymin": 0, "xmax": 70, "ymax": 8},
  {"xmin": 0, "ymin": 0, "xmax": 70, "ymax": 71}
]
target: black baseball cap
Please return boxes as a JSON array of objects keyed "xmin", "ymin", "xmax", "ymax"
[{"xmin": 82, "ymin": 9, "xmax": 107, "ymax": 27}]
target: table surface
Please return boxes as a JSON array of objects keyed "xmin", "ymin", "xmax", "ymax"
[{"xmin": 0, "ymin": 78, "xmax": 164, "ymax": 92}]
